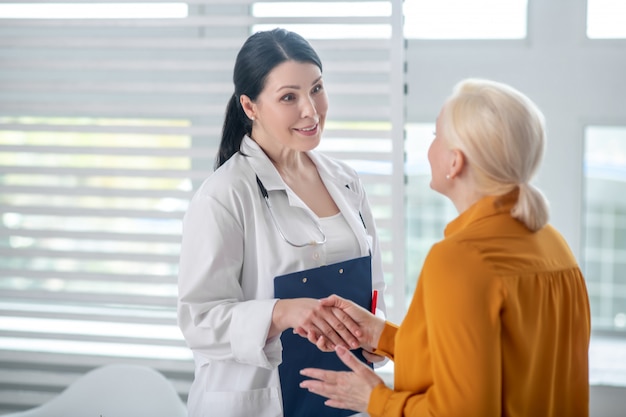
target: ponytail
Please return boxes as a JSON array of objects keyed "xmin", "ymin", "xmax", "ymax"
[
  {"xmin": 511, "ymin": 183, "xmax": 549, "ymax": 232},
  {"xmin": 215, "ymin": 94, "xmax": 251, "ymax": 170}
]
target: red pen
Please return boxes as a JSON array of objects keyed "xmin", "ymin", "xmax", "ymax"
[{"xmin": 370, "ymin": 290, "xmax": 378, "ymax": 314}]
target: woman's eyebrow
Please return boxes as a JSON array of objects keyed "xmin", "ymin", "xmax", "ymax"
[{"xmin": 276, "ymin": 76, "xmax": 323, "ymax": 92}]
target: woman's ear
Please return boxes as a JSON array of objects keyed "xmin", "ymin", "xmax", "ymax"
[
  {"xmin": 448, "ymin": 149, "xmax": 466, "ymax": 179},
  {"xmin": 240, "ymin": 95, "xmax": 256, "ymax": 121}
]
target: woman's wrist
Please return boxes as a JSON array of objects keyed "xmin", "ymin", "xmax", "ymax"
[
  {"xmin": 268, "ymin": 299, "xmax": 292, "ymax": 339},
  {"xmin": 368, "ymin": 316, "xmax": 385, "ymax": 350}
]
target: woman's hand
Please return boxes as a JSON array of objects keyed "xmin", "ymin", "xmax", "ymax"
[
  {"xmin": 299, "ymin": 345, "xmax": 384, "ymax": 413},
  {"xmin": 316, "ymin": 294, "xmax": 386, "ymax": 352},
  {"xmin": 270, "ymin": 298, "xmax": 362, "ymax": 350}
]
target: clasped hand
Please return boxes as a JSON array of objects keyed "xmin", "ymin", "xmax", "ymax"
[
  {"xmin": 294, "ymin": 295, "xmax": 380, "ymax": 353},
  {"xmin": 296, "ymin": 295, "xmax": 387, "ymax": 413},
  {"xmin": 285, "ymin": 297, "xmax": 363, "ymax": 350}
]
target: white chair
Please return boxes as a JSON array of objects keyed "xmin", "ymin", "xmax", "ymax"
[{"xmin": 3, "ymin": 364, "xmax": 187, "ymax": 417}]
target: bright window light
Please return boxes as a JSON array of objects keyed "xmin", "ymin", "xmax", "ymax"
[
  {"xmin": 252, "ymin": 2, "xmax": 391, "ymax": 39},
  {"xmin": 0, "ymin": 3, "xmax": 188, "ymax": 19},
  {"xmin": 253, "ymin": 2, "xmax": 391, "ymax": 17},
  {"xmin": 587, "ymin": 0, "xmax": 626, "ymax": 39},
  {"xmin": 405, "ymin": 123, "xmax": 435, "ymax": 175},
  {"xmin": 252, "ymin": 23, "xmax": 391, "ymax": 39},
  {"xmin": 403, "ymin": 0, "xmax": 527, "ymax": 39},
  {"xmin": 0, "ymin": 337, "xmax": 192, "ymax": 359}
]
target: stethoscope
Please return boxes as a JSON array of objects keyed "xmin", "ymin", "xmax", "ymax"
[{"xmin": 256, "ymin": 176, "xmax": 327, "ymax": 248}]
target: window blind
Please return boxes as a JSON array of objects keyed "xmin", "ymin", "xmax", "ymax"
[{"xmin": 0, "ymin": 0, "xmax": 405, "ymax": 413}]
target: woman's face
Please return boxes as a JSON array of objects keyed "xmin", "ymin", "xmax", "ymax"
[{"xmin": 245, "ymin": 60, "xmax": 328, "ymax": 155}]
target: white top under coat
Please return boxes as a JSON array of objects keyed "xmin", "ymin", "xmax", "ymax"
[{"xmin": 319, "ymin": 212, "xmax": 361, "ymax": 265}]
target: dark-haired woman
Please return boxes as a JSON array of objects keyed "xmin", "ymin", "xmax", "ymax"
[{"xmin": 177, "ymin": 28, "xmax": 386, "ymax": 417}]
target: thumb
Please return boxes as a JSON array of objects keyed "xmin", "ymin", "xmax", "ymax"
[{"xmin": 319, "ymin": 294, "xmax": 347, "ymax": 308}]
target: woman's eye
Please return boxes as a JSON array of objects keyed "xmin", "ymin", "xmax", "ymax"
[
  {"xmin": 312, "ymin": 84, "xmax": 323, "ymax": 94},
  {"xmin": 281, "ymin": 93, "xmax": 295, "ymax": 102}
]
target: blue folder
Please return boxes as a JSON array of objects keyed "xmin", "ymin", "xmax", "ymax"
[{"xmin": 274, "ymin": 255, "xmax": 373, "ymax": 417}]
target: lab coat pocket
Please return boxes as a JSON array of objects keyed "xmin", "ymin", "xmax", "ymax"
[{"xmin": 201, "ymin": 386, "xmax": 282, "ymax": 417}]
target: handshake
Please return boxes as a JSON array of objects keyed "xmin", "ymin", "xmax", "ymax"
[
  {"xmin": 287, "ymin": 294, "xmax": 387, "ymax": 363},
  {"xmin": 283, "ymin": 294, "xmax": 389, "ymax": 413}
]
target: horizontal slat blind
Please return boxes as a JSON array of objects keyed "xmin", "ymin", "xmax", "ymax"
[{"xmin": 0, "ymin": 0, "xmax": 404, "ymax": 413}]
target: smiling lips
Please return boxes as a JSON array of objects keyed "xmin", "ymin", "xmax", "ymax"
[{"xmin": 294, "ymin": 123, "xmax": 319, "ymax": 136}]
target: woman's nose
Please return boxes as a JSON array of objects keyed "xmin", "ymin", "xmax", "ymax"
[{"xmin": 300, "ymin": 96, "xmax": 317, "ymax": 118}]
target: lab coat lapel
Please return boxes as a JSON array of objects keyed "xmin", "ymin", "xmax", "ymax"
[
  {"xmin": 242, "ymin": 136, "xmax": 313, "ymax": 211},
  {"xmin": 242, "ymin": 136, "xmax": 284, "ymax": 191},
  {"xmin": 308, "ymin": 154, "xmax": 370, "ymax": 257}
]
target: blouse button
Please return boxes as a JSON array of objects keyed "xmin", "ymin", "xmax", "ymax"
[{"xmin": 313, "ymin": 252, "xmax": 319, "ymax": 260}]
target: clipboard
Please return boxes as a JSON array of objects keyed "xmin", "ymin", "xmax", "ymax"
[{"xmin": 274, "ymin": 255, "xmax": 373, "ymax": 417}]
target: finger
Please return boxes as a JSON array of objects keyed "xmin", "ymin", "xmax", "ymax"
[
  {"xmin": 299, "ymin": 378, "xmax": 324, "ymax": 391},
  {"xmin": 299, "ymin": 379, "xmax": 338, "ymax": 406},
  {"xmin": 293, "ymin": 327, "xmax": 307, "ymax": 338},
  {"xmin": 318, "ymin": 294, "xmax": 346, "ymax": 308},
  {"xmin": 323, "ymin": 399, "xmax": 352, "ymax": 411},
  {"xmin": 309, "ymin": 331, "xmax": 335, "ymax": 350},
  {"xmin": 335, "ymin": 345, "xmax": 373, "ymax": 375},
  {"xmin": 299, "ymin": 367, "xmax": 336, "ymax": 383},
  {"xmin": 305, "ymin": 328, "xmax": 321, "ymax": 343},
  {"xmin": 313, "ymin": 319, "xmax": 350, "ymax": 349},
  {"xmin": 314, "ymin": 310, "xmax": 359, "ymax": 349},
  {"xmin": 306, "ymin": 331, "xmax": 319, "ymax": 345},
  {"xmin": 300, "ymin": 382, "xmax": 352, "ymax": 411},
  {"xmin": 316, "ymin": 335, "xmax": 335, "ymax": 352},
  {"xmin": 324, "ymin": 316, "xmax": 360, "ymax": 349},
  {"xmin": 330, "ymin": 306, "xmax": 363, "ymax": 338}
]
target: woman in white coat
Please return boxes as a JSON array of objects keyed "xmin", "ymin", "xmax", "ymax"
[{"xmin": 177, "ymin": 28, "xmax": 387, "ymax": 417}]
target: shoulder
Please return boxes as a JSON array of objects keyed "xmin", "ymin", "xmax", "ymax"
[
  {"xmin": 424, "ymin": 237, "xmax": 486, "ymax": 277},
  {"xmin": 191, "ymin": 153, "xmax": 257, "ymax": 208},
  {"xmin": 535, "ymin": 224, "xmax": 579, "ymax": 267},
  {"xmin": 418, "ymin": 237, "xmax": 510, "ymax": 314},
  {"xmin": 421, "ymin": 232, "xmax": 498, "ymax": 296}
]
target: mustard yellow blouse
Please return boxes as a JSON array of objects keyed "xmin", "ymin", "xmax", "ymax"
[{"xmin": 369, "ymin": 190, "xmax": 591, "ymax": 417}]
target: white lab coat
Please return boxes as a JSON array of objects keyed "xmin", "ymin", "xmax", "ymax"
[{"xmin": 177, "ymin": 136, "xmax": 387, "ymax": 417}]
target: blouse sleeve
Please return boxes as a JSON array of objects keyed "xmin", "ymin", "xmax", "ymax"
[{"xmin": 373, "ymin": 321, "xmax": 398, "ymax": 360}]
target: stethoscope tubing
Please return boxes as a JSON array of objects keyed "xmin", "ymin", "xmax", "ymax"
[{"xmin": 256, "ymin": 175, "xmax": 327, "ymax": 248}]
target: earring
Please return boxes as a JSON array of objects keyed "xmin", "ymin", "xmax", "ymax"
[
  {"xmin": 446, "ymin": 174, "xmax": 450, "ymax": 180},
  {"xmin": 249, "ymin": 116, "xmax": 255, "ymax": 121}
]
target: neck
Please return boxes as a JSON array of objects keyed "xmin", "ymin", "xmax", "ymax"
[
  {"xmin": 447, "ymin": 180, "xmax": 484, "ymax": 215},
  {"xmin": 263, "ymin": 143, "xmax": 315, "ymax": 176}
]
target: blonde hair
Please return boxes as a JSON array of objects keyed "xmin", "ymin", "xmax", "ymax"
[{"xmin": 440, "ymin": 78, "xmax": 549, "ymax": 231}]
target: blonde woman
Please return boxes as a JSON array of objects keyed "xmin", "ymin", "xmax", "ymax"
[{"xmin": 300, "ymin": 78, "xmax": 591, "ymax": 417}]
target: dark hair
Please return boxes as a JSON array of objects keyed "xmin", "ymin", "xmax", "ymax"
[{"xmin": 215, "ymin": 28, "xmax": 323, "ymax": 169}]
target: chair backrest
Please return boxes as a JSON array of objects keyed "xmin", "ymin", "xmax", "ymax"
[{"xmin": 3, "ymin": 364, "xmax": 187, "ymax": 417}]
